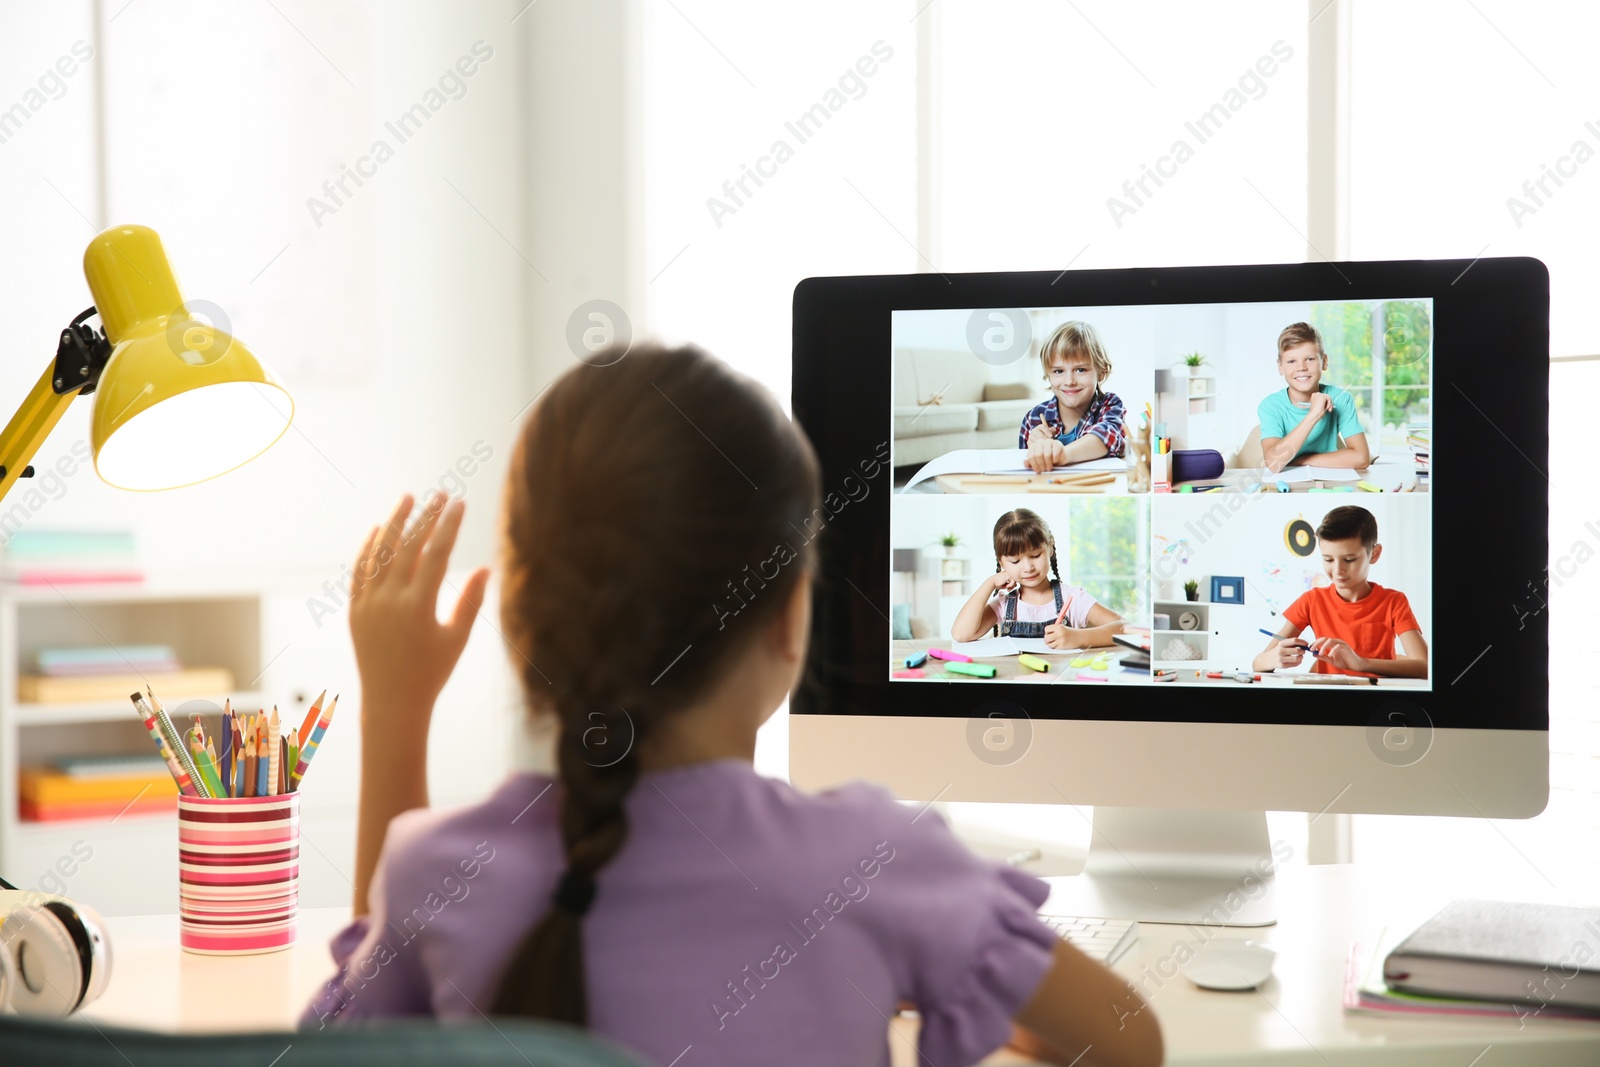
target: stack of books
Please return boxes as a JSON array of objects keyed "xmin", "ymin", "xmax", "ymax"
[
  {"xmin": 19, "ymin": 755, "xmax": 178, "ymax": 822},
  {"xmin": 21, "ymin": 645, "xmax": 233, "ymax": 704},
  {"xmin": 1346, "ymin": 900, "xmax": 1600, "ymax": 1021},
  {"xmin": 0, "ymin": 528, "xmax": 142, "ymax": 585},
  {"xmin": 1406, "ymin": 424, "xmax": 1429, "ymax": 486}
]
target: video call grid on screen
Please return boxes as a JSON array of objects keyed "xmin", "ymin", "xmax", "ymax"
[{"xmin": 887, "ymin": 298, "xmax": 1434, "ymax": 692}]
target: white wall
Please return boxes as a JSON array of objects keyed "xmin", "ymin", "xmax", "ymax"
[{"xmin": 0, "ymin": 2, "xmax": 548, "ymax": 910}]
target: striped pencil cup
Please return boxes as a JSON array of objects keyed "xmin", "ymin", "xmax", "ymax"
[{"xmin": 177, "ymin": 793, "xmax": 299, "ymax": 955}]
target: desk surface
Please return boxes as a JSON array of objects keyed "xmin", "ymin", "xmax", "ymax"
[
  {"xmin": 890, "ymin": 638, "xmax": 1143, "ymax": 683},
  {"xmin": 1172, "ymin": 460, "xmax": 1427, "ymax": 493},
  {"xmin": 80, "ymin": 870, "xmax": 1599, "ymax": 1066},
  {"xmin": 83, "ymin": 908, "xmax": 350, "ymax": 1033},
  {"xmin": 1154, "ymin": 669, "xmax": 1429, "ymax": 689}
]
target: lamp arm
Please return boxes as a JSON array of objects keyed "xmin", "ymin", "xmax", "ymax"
[{"xmin": 0, "ymin": 309, "xmax": 110, "ymax": 506}]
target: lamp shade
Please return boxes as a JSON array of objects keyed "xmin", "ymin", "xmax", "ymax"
[{"xmin": 82, "ymin": 225, "xmax": 293, "ymax": 491}]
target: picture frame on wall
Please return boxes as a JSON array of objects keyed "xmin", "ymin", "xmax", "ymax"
[{"xmin": 1210, "ymin": 575, "xmax": 1244, "ymax": 604}]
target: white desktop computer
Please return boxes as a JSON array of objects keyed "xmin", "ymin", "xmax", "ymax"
[{"xmin": 789, "ymin": 258, "xmax": 1548, "ymax": 927}]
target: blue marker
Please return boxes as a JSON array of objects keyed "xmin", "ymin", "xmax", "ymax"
[
  {"xmin": 1258, "ymin": 627, "xmax": 1320, "ymax": 656},
  {"xmin": 905, "ymin": 650, "xmax": 928, "ymax": 669},
  {"xmin": 1275, "ymin": 480, "xmax": 1290, "ymax": 493}
]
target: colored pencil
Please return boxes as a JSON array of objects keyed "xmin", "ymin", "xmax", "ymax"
[
  {"xmin": 189, "ymin": 723, "xmax": 225, "ymax": 799},
  {"xmin": 149, "ymin": 687, "xmax": 209, "ymax": 798},
  {"xmin": 233, "ymin": 718, "xmax": 247, "ymax": 798},
  {"xmin": 278, "ymin": 736, "xmax": 289, "ymax": 795},
  {"xmin": 130, "ymin": 692, "xmax": 198, "ymax": 797},
  {"xmin": 244, "ymin": 723, "xmax": 259, "ymax": 798},
  {"xmin": 219, "ymin": 702, "xmax": 234, "ymax": 798},
  {"xmin": 256, "ymin": 715, "xmax": 269, "ymax": 797},
  {"xmin": 206, "ymin": 738, "xmax": 222, "ymax": 798},
  {"xmin": 1054, "ymin": 595, "xmax": 1076, "ymax": 627},
  {"xmin": 297, "ymin": 690, "xmax": 326, "ymax": 751},
  {"xmin": 290, "ymin": 694, "xmax": 338, "ymax": 789},
  {"xmin": 267, "ymin": 706, "xmax": 281, "ymax": 798}
]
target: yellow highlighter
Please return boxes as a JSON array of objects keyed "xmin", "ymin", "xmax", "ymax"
[
  {"xmin": 1017, "ymin": 654, "xmax": 1050, "ymax": 672},
  {"xmin": 1356, "ymin": 480, "xmax": 1383, "ymax": 492}
]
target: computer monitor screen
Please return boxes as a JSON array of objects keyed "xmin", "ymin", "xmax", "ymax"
[
  {"xmin": 887, "ymin": 298, "xmax": 1433, "ymax": 693},
  {"xmin": 790, "ymin": 259, "xmax": 1547, "ymax": 839}
]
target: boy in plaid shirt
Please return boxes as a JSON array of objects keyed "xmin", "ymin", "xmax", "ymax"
[{"xmin": 1018, "ymin": 321, "xmax": 1125, "ymax": 473}]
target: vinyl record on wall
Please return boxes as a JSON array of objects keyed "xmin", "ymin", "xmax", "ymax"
[{"xmin": 1285, "ymin": 517, "xmax": 1316, "ymax": 557}]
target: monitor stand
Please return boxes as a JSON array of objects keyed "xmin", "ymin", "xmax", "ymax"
[{"xmin": 1040, "ymin": 807, "xmax": 1278, "ymax": 926}]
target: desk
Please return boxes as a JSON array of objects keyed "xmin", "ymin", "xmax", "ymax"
[
  {"xmin": 82, "ymin": 908, "xmax": 349, "ymax": 1032},
  {"xmin": 893, "ymin": 863, "xmax": 1600, "ymax": 1066},
  {"xmin": 890, "ymin": 638, "xmax": 1143, "ymax": 683},
  {"xmin": 75, "ymin": 873, "xmax": 1600, "ymax": 1064},
  {"xmin": 1172, "ymin": 460, "xmax": 1426, "ymax": 493},
  {"xmin": 929, "ymin": 471, "xmax": 1131, "ymax": 494},
  {"xmin": 1157, "ymin": 670, "xmax": 1428, "ymax": 689}
]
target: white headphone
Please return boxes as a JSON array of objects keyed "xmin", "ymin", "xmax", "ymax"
[{"xmin": 0, "ymin": 896, "xmax": 111, "ymax": 1016}]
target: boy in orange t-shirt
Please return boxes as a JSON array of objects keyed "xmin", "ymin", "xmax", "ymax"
[{"xmin": 1252, "ymin": 505, "xmax": 1428, "ymax": 679}]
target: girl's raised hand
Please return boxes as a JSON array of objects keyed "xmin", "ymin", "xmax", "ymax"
[
  {"xmin": 349, "ymin": 491, "xmax": 492, "ymax": 733},
  {"xmin": 1043, "ymin": 624, "xmax": 1071, "ymax": 650}
]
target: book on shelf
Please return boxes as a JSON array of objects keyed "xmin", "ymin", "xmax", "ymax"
[
  {"xmin": 0, "ymin": 528, "xmax": 142, "ymax": 585},
  {"xmin": 18, "ymin": 666, "xmax": 234, "ymax": 705},
  {"xmin": 36, "ymin": 644, "xmax": 181, "ymax": 677},
  {"xmin": 18, "ymin": 757, "xmax": 184, "ymax": 822},
  {"xmin": 20, "ymin": 767, "xmax": 179, "ymax": 804},
  {"xmin": 54, "ymin": 754, "xmax": 171, "ymax": 779},
  {"xmin": 20, "ymin": 794, "xmax": 177, "ymax": 822}
]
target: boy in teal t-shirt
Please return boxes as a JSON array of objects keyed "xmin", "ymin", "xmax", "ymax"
[{"xmin": 1257, "ymin": 322, "xmax": 1371, "ymax": 472}]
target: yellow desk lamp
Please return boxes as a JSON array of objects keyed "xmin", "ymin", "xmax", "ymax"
[{"xmin": 0, "ymin": 224, "xmax": 293, "ymax": 503}]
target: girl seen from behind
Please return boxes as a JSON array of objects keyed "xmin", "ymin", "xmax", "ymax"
[{"xmin": 302, "ymin": 344, "xmax": 1163, "ymax": 1067}]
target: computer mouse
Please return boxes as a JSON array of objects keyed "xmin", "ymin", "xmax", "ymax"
[{"xmin": 1180, "ymin": 940, "xmax": 1276, "ymax": 991}]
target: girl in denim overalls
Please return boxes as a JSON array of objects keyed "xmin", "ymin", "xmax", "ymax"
[{"xmin": 949, "ymin": 508, "xmax": 1128, "ymax": 650}]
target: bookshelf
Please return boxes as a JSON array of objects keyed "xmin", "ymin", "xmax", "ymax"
[{"xmin": 0, "ymin": 578, "xmax": 297, "ymax": 914}]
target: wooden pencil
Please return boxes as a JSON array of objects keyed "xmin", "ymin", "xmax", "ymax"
[
  {"xmin": 267, "ymin": 706, "xmax": 281, "ymax": 798},
  {"xmin": 244, "ymin": 739, "xmax": 258, "ymax": 798},
  {"xmin": 297, "ymin": 690, "xmax": 326, "ymax": 751}
]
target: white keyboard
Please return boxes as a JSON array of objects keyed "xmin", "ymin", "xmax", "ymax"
[{"xmin": 1040, "ymin": 914, "xmax": 1138, "ymax": 964}]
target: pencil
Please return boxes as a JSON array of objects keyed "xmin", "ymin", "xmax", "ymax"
[
  {"xmin": 206, "ymin": 737, "xmax": 221, "ymax": 798},
  {"xmin": 278, "ymin": 736, "xmax": 289, "ymax": 795},
  {"xmin": 297, "ymin": 690, "xmax": 326, "ymax": 751},
  {"xmin": 220, "ymin": 702, "xmax": 234, "ymax": 798},
  {"xmin": 190, "ymin": 725, "xmax": 225, "ymax": 800},
  {"xmin": 244, "ymin": 721, "xmax": 259, "ymax": 798},
  {"xmin": 1257, "ymin": 627, "xmax": 1322, "ymax": 657},
  {"xmin": 130, "ymin": 692, "xmax": 198, "ymax": 797},
  {"xmin": 256, "ymin": 715, "xmax": 270, "ymax": 797},
  {"xmin": 150, "ymin": 687, "xmax": 209, "ymax": 798},
  {"xmin": 267, "ymin": 707, "xmax": 281, "ymax": 798},
  {"xmin": 1054, "ymin": 595, "xmax": 1076, "ymax": 627},
  {"xmin": 290, "ymin": 694, "xmax": 338, "ymax": 790},
  {"xmin": 233, "ymin": 718, "xmax": 247, "ymax": 798}
]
